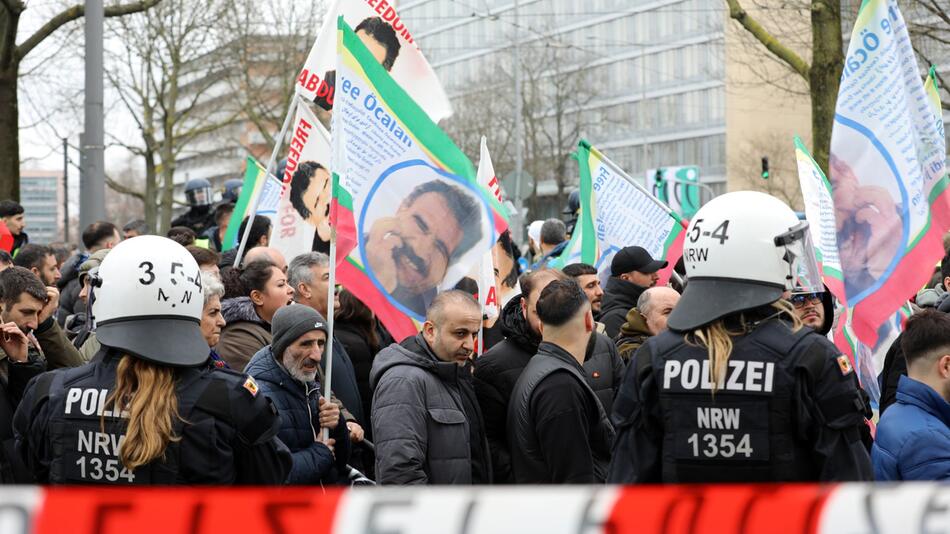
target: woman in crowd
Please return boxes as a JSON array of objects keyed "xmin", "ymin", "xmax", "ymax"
[
  {"xmin": 217, "ymin": 260, "xmax": 294, "ymax": 371},
  {"xmin": 200, "ymin": 270, "xmax": 229, "ymax": 369}
]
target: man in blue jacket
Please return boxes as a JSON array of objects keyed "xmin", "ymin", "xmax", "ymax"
[
  {"xmin": 245, "ymin": 304, "xmax": 351, "ymax": 484},
  {"xmin": 873, "ymin": 310, "xmax": 950, "ymax": 481}
]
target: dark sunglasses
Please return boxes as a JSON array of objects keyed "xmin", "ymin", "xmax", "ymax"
[{"xmin": 789, "ymin": 293, "xmax": 822, "ymax": 308}]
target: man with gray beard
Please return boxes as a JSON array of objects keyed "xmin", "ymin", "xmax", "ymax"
[{"xmin": 245, "ymin": 304, "xmax": 351, "ymax": 484}]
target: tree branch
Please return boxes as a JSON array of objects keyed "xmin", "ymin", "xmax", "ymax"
[
  {"xmin": 17, "ymin": 0, "xmax": 162, "ymax": 61},
  {"xmin": 105, "ymin": 175, "xmax": 145, "ymax": 200},
  {"xmin": 1, "ymin": 1, "xmax": 24, "ymax": 13},
  {"xmin": 724, "ymin": 0, "xmax": 811, "ymax": 81}
]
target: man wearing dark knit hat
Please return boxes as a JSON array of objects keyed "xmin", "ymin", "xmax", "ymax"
[
  {"xmin": 599, "ymin": 246, "xmax": 668, "ymax": 338},
  {"xmin": 245, "ymin": 304, "xmax": 351, "ymax": 484}
]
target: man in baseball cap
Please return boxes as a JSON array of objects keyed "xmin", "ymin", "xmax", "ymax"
[{"xmin": 599, "ymin": 246, "xmax": 668, "ymax": 338}]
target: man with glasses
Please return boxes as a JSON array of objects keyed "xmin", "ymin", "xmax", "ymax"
[{"xmin": 790, "ymin": 289, "xmax": 834, "ymax": 336}]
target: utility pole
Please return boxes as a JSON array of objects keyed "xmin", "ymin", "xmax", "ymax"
[
  {"xmin": 511, "ymin": 0, "xmax": 525, "ymax": 242},
  {"xmin": 80, "ymin": 0, "xmax": 105, "ymax": 237},
  {"xmin": 62, "ymin": 137, "xmax": 69, "ymax": 243},
  {"xmin": 641, "ymin": 50, "xmax": 649, "ymax": 183}
]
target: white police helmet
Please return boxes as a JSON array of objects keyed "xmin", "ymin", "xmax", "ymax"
[
  {"xmin": 667, "ymin": 191, "xmax": 821, "ymax": 331},
  {"xmin": 93, "ymin": 235, "xmax": 209, "ymax": 366}
]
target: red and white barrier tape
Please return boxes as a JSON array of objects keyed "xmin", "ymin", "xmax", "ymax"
[{"xmin": 0, "ymin": 484, "xmax": 946, "ymax": 534}]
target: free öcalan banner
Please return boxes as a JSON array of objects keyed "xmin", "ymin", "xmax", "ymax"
[
  {"xmin": 330, "ymin": 17, "xmax": 500, "ymax": 341},
  {"xmin": 829, "ymin": 0, "xmax": 950, "ymax": 347}
]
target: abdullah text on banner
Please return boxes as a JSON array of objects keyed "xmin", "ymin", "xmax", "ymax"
[
  {"xmin": 329, "ymin": 17, "xmax": 500, "ymax": 341},
  {"xmin": 829, "ymin": 0, "xmax": 950, "ymax": 347},
  {"xmin": 295, "ymin": 0, "xmax": 451, "ymax": 122},
  {"xmin": 555, "ymin": 140, "xmax": 685, "ymax": 287}
]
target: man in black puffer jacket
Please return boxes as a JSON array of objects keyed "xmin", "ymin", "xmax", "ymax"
[{"xmin": 474, "ymin": 269, "xmax": 623, "ymax": 483}]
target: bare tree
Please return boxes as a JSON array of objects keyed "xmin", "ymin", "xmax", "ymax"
[
  {"xmin": 0, "ymin": 0, "xmax": 162, "ymax": 201},
  {"xmin": 906, "ymin": 0, "xmax": 950, "ymax": 111},
  {"xmin": 725, "ymin": 0, "xmax": 949, "ymax": 174},
  {"xmin": 216, "ymin": 0, "xmax": 323, "ymax": 150},
  {"xmin": 724, "ymin": 0, "xmax": 844, "ymax": 174},
  {"xmin": 104, "ymin": 153, "xmax": 146, "ymax": 227},
  {"xmin": 444, "ymin": 42, "xmax": 604, "ymax": 216},
  {"xmin": 105, "ymin": 0, "xmax": 238, "ymax": 233}
]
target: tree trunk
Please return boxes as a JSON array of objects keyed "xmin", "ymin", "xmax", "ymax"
[
  {"xmin": 0, "ymin": 64, "xmax": 20, "ymax": 201},
  {"xmin": 143, "ymin": 149, "xmax": 158, "ymax": 232},
  {"xmin": 158, "ymin": 121, "xmax": 176, "ymax": 233},
  {"xmin": 159, "ymin": 161, "xmax": 174, "ymax": 234},
  {"xmin": 809, "ymin": 0, "xmax": 844, "ymax": 174}
]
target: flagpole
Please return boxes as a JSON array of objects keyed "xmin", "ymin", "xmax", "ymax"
[
  {"xmin": 232, "ymin": 95, "xmax": 300, "ymax": 268},
  {"xmin": 322, "ymin": 218, "xmax": 337, "ymax": 442},
  {"xmin": 477, "ymin": 319, "xmax": 484, "ymax": 358}
]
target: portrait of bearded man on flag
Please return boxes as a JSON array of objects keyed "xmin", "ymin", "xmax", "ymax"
[{"xmin": 359, "ymin": 162, "xmax": 492, "ymax": 319}]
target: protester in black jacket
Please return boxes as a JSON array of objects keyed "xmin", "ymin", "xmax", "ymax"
[
  {"xmin": 288, "ymin": 253, "xmax": 365, "ymax": 431},
  {"xmin": 0, "ymin": 322, "xmax": 43, "ymax": 483},
  {"xmin": 371, "ymin": 291, "xmax": 490, "ymax": 485},
  {"xmin": 474, "ymin": 269, "xmax": 622, "ymax": 483},
  {"xmin": 600, "ymin": 246, "xmax": 667, "ymax": 338},
  {"xmin": 507, "ymin": 280, "xmax": 614, "ymax": 483},
  {"xmin": 245, "ymin": 306, "xmax": 350, "ymax": 485}
]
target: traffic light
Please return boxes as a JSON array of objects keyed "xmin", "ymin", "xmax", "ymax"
[{"xmin": 761, "ymin": 156, "xmax": 770, "ymax": 179}]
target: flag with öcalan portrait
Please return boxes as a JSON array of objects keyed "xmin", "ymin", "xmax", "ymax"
[
  {"xmin": 295, "ymin": 0, "xmax": 451, "ymax": 122},
  {"xmin": 829, "ymin": 0, "xmax": 950, "ymax": 348},
  {"xmin": 329, "ymin": 18, "xmax": 504, "ymax": 341},
  {"xmin": 473, "ymin": 137, "xmax": 510, "ymax": 321},
  {"xmin": 269, "ymin": 101, "xmax": 333, "ymax": 261},
  {"xmin": 795, "ymin": 136, "xmax": 883, "ymax": 404}
]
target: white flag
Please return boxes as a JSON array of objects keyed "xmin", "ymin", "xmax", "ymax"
[
  {"xmin": 295, "ymin": 0, "xmax": 452, "ymax": 122},
  {"xmin": 475, "ymin": 137, "xmax": 502, "ymax": 320},
  {"xmin": 269, "ymin": 101, "xmax": 333, "ymax": 261}
]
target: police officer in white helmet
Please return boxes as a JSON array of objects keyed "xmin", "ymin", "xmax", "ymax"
[
  {"xmin": 13, "ymin": 236, "xmax": 292, "ymax": 484},
  {"xmin": 608, "ymin": 191, "xmax": 872, "ymax": 483}
]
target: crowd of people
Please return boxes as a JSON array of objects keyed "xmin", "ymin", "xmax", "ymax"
[{"xmin": 0, "ymin": 187, "xmax": 947, "ymax": 486}]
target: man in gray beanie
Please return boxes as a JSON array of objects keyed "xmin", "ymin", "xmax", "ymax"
[{"xmin": 244, "ymin": 304, "xmax": 351, "ymax": 484}]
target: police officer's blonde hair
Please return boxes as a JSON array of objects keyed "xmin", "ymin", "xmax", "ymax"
[
  {"xmin": 102, "ymin": 356, "xmax": 182, "ymax": 470},
  {"xmin": 690, "ymin": 300, "xmax": 802, "ymax": 394}
]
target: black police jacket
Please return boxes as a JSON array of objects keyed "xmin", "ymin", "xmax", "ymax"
[
  {"xmin": 13, "ymin": 349, "xmax": 292, "ymax": 484},
  {"xmin": 608, "ymin": 318, "xmax": 873, "ymax": 483},
  {"xmin": 171, "ymin": 206, "xmax": 215, "ymax": 237}
]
